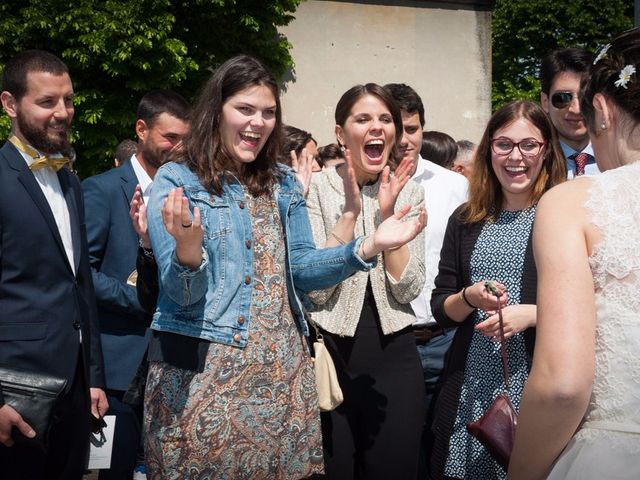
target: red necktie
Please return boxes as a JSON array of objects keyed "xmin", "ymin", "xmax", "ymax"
[{"xmin": 572, "ymin": 152, "xmax": 589, "ymax": 176}]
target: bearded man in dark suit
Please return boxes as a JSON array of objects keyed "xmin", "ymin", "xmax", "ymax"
[{"xmin": 0, "ymin": 49, "xmax": 108, "ymax": 480}]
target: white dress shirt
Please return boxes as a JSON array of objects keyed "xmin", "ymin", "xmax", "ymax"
[
  {"xmin": 410, "ymin": 156, "xmax": 468, "ymax": 325},
  {"xmin": 19, "ymin": 148, "xmax": 76, "ymax": 274},
  {"xmin": 130, "ymin": 153, "xmax": 154, "ymax": 204}
]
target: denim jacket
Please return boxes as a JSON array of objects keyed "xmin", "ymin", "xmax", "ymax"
[{"xmin": 147, "ymin": 161, "xmax": 375, "ymax": 347}]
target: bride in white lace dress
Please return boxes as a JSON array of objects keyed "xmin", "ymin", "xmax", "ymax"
[{"xmin": 509, "ymin": 27, "xmax": 640, "ymax": 480}]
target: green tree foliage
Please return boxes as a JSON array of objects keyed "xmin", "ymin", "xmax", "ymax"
[
  {"xmin": 0, "ymin": 0, "xmax": 301, "ymax": 177},
  {"xmin": 492, "ymin": 0, "xmax": 634, "ymax": 108}
]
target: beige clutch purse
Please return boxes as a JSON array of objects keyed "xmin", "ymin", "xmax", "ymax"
[{"xmin": 311, "ymin": 326, "xmax": 343, "ymax": 412}]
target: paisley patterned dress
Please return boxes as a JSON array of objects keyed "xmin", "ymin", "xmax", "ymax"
[{"xmin": 144, "ymin": 191, "xmax": 324, "ymax": 480}]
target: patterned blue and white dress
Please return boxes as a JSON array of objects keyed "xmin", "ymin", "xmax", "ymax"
[{"xmin": 445, "ymin": 206, "xmax": 536, "ymax": 479}]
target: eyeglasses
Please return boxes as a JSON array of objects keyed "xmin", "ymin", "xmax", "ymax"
[
  {"xmin": 551, "ymin": 91, "xmax": 577, "ymax": 109},
  {"xmin": 490, "ymin": 137, "xmax": 546, "ymax": 157}
]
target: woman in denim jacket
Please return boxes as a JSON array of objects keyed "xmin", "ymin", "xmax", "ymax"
[{"xmin": 142, "ymin": 55, "xmax": 426, "ymax": 480}]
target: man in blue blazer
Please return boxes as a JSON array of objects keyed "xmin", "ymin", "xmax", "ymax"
[
  {"xmin": 83, "ymin": 90, "xmax": 189, "ymax": 480},
  {"xmin": 0, "ymin": 50, "xmax": 108, "ymax": 479}
]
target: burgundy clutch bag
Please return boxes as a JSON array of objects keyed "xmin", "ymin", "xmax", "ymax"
[
  {"xmin": 466, "ymin": 392, "xmax": 517, "ymax": 471},
  {"xmin": 466, "ymin": 281, "xmax": 518, "ymax": 471}
]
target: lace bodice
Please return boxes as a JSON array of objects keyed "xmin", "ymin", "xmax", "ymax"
[{"xmin": 580, "ymin": 161, "xmax": 640, "ymax": 450}]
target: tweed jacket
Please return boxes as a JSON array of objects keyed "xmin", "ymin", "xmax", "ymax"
[{"xmin": 306, "ymin": 166, "xmax": 425, "ymax": 336}]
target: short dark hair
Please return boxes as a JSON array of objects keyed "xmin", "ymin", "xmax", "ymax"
[
  {"xmin": 317, "ymin": 143, "xmax": 344, "ymax": 167},
  {"xmin": 137, "ymin": 90, "xmax": 191, "ymax": 127},
  {"xmin": 421, "ymin": 131, "xmax": 458, "ymax": 168},
  {"xmin": 540, "ymin": 48, "xmax": 593, "ymax": 94},
  {"xmin": 2, "ymin": 50, "xmax": 69, "ymax": 100},
  {"xmin": 384, "ymin": 83, "xmax": 425, "ymax": 127},
  {"xmin": 115, "ymin": 139, "xmax": 138, "ymax": 164},
  {"xmin": 456, "ymin": 139, "xmax": 475, "ymax": 150},
  {"xmin": 280, "ymin": 125, "xmax": 315, "ymax": 165}
]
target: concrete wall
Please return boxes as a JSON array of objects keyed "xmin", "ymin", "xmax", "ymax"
[{"xmin": 279, "ymin": 0, "xmax": 492, "ymax": 146}]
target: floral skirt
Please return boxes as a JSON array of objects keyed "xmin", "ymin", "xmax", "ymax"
[{"xmin": 143, "ymin": 330, "xmax": 324, "ymax": 480}]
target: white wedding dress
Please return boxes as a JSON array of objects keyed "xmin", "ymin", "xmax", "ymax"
[{"xmin": 547, "ymin": 161, "xmax": 640, "ymax": 479}]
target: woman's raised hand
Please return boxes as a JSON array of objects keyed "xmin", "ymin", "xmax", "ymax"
[
  {"xmin": 290, "ymin": 147, "xmax": 314, "ymax": 198},
  {"xmin": 360, "ymin": 203, "xmax": 427, "ymax": 259},
  {"xmin": 162, "ymin": 187, "xmax": 204, "ymax": 269},
  {"xmin": 377, "ymin": 156, "xmax": 413, "ymax": 220},
  {"xmin": 341, "ymin": 148, "xmax": 362, "ymax": 218}
]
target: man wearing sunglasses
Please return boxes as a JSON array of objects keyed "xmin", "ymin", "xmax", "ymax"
[{"xmin": 540, "ymin": 47, "xmax": 600, "ymax": 178}]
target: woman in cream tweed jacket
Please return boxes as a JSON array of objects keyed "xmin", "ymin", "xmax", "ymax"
[{"xmin": 306, "ymin": 83, "xmax": 426, "ymax": 480}]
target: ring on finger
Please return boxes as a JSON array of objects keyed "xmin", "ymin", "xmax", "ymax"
[{"xmin": 181, "ymin": 222, "xmax": 193, "ymax": 228}]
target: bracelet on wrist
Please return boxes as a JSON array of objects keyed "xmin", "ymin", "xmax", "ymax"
[
  {"xmin": 331, "ymin": 232, "xmax": 347, "ymax": 245},
  {"xmin": 360, "ymin": 235, "xmax": 373, "ymax": 260},
  {"xmin": 460, "ymin": 287, "xmax": 477, "ymax": 309},
  {"xmin": 139, "ymin": 238, "xmax": 154, "ymax": 258}
]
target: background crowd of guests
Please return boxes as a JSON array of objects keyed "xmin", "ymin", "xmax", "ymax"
[{"xmin": 0, "ymin": 25, "xmax": 639, "ymax": 480}]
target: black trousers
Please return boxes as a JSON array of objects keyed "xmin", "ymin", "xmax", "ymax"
[
  {"xmin": 0, "ymin": 351, "xmax": 90, "ymax": 480},
  {"xmin": 319, "ymin": 293, "xmax": 426, "ymax": 480}
]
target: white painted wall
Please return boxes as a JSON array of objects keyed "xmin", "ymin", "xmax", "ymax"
[{"xmin": 279, "ymin": 0, "xmax": 492, "ymax": 146}]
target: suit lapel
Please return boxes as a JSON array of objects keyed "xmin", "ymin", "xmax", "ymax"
[
  {"xmin": 1, "ymin": 142, "xmax": 71, "ymax": 268},
  {"xmin": 120, "ymin": 160, "xmax": 139, "ymax": 208}
]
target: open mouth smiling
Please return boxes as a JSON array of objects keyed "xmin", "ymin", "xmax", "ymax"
[
  {"xmin": 363, "ymin": 139, "xmax": 385, "ymax": 161},
  {"xmin": 239, "ymin": 131, "xmax": 261, "ymax": 147}
]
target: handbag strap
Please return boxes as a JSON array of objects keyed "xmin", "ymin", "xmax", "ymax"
[
  {"xmin": 307, "ymin": 316, "xmax": 323, "ymax": 343},
  {"xmin": 486, "ymin": 282, "xmax": 509, "ymax": 392}
]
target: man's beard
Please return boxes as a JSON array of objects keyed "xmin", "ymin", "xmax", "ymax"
[
  {"xmin": 17, "ymin": 110, "xmax": 72, "ymax": 156},
  {"xmin": 138, "ymin": 141, "xmax": 169, "ymax": 169}
]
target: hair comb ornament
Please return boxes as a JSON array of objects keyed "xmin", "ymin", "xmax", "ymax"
[
  {"xmin": 614, "ymin": 65, "xmax": 636, "ymax": 89},
  {"xmin": 593, "ymin": 44, "xmax": 611, "ymax": 65}
]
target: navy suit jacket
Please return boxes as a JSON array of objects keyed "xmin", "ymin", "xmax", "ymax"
[
  {"xmin": 0, "ymin": 141, "xmax": 105, "ymax": 403},
  {"xmin": 82, "ymin": 160, "xmax": 150, "ymax": 391}
]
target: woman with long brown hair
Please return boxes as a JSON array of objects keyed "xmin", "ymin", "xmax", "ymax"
[
  {"xmin": 142, "ymin": 57, "xmax": 425, "ymax": 479},
  {"xmin": 429, "ymin": 100, "xmax": 566, "ymax": 479}
]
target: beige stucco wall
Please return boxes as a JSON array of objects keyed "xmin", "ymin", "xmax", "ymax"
[{"xmin": 279, "ymin": 0, "xmax": 492, "ymax": 146}]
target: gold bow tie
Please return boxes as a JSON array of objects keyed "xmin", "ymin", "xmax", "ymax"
[
  {"xmin": 9, "ymin": 135, "xmax": 70, "ymax": 172},
  {"xmin": 29, "ymin": 156, "xmax": 70, "ymax": 172}
]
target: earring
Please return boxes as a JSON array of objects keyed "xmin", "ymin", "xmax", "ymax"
[
  {"xmin": 339, "ymin": 144, "xmax": 346, "ymax": 153},
  {"xmin": 601, "ymin": 121, "xmax": 607, "ymax": 130}
]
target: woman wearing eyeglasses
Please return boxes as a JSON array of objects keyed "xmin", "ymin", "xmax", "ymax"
[{"xmin": 428, "ymin": 100, "xmax": 566, "ymax": 479}]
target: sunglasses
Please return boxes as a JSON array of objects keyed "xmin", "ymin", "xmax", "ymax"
[{"xmin": 550, "ymin": 91, "xmax": 576, "ymax": 109}]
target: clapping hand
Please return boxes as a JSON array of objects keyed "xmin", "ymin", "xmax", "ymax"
[
  {"xmin": 341, "ymin": 149, "xmax": 362, "ymax": 218},
  {"xmin": 290, "ymin": 147, "xmax": 315, "ymax": 198},
  {"xmin": 129, "ymin": 185, "xmax": 150, "ymax": 249},
  {"xmin": 162, "ymin": 187, "xmax": 203, "ymax": 269},
  {"xmin": 377, "ymin": 156, "xmax": 413, "ymax": 220},
  {"xmin": 361, "ymin": 203, "xmax": 427, "ymax": 258}
]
